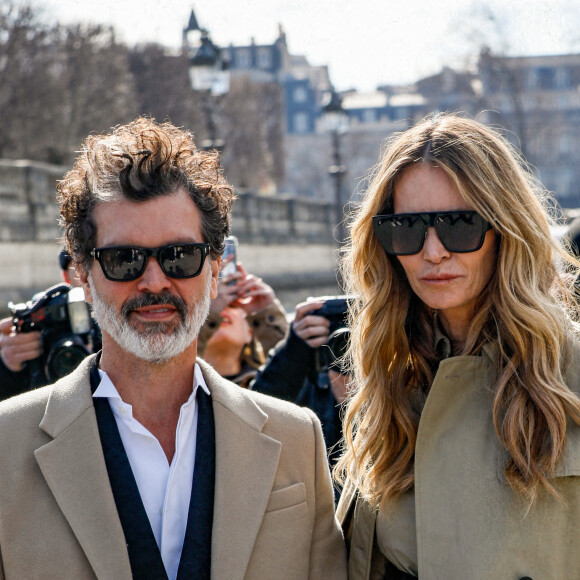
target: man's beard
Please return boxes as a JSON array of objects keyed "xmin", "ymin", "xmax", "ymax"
[{"xmin": 89, "ymin": 275, "xmax": 211, "ymax": 364}]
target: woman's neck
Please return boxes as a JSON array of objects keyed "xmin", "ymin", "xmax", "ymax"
[{"xmin": 437, "ymin": 311, "xmax": 471, "ymax": 353}]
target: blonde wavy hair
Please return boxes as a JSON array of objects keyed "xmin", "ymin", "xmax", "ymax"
[{"xmin": 335, "ymin": 113, "xmax": 580, "ymax": 506}]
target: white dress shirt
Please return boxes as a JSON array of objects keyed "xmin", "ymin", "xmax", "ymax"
[{"xmin": 93, "ymin": 363, "xmax": 210, "ymax": 580}]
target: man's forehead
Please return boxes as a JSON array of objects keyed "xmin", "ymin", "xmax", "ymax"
[{"xmin": 92, "ymin": 190, "xmax": 204, "ymax": 247}]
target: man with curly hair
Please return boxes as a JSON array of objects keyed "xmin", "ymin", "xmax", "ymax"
[{"xmin": 0, "ymin": 118, "xmax": 346, "ymax": 580}]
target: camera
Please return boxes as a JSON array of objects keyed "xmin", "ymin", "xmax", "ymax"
[
  {"xmin": 310, "ymin": 296, "xmax": 353, "ymax": 374},
  {"xmin": 9, "ymin": 283, "xmax": 95, "ymax": 386}
]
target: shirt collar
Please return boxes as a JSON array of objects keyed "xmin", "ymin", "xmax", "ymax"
[
  {"xmin": 433, "ymin": 313, "xmax": 452, "ymax": 360},
  {"xmin": 93, "ymin": 362, "xmax": 210, "ymax": 401}
]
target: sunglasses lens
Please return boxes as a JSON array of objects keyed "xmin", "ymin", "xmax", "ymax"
[
  {"xmin": 374, "ymin": 215, "xmax": 426, "ymax": 255},
  {"xmin": 159, "ymin": 245, "xmax": 204, "ymax": 279},
  {"xmin": 435, "ymin": 213, "xmax": 486, "ymax": 252},
  {"xmin": 100, "ymin": 247, "xmax": 146, "ymax": 281}
]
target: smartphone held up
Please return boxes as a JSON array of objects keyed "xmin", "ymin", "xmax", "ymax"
[{"xmin": 220, "ymin": 235, "xmax": 238, "ymax": 284}]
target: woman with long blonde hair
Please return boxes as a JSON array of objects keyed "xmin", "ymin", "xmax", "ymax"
[{"xmin": 335, "ymin": 113, "xmax": 580, "ymax": 579}]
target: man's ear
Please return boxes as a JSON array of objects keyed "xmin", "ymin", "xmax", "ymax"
[
  {"xmin": 77, "ymin": 262, "xmax": 93, "ymax": 304},
  {"xmin": 210, "ymin": 256, "xmax": 221, "ymax": 300}
]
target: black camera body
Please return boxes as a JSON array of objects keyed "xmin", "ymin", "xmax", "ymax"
[
  {"xmin": 9, "ymin": 283, "xmax": 94, "ymax": 387},
  {"xmin": 310, "ymin": 296, "xmax": 353, "ymax": 374}
]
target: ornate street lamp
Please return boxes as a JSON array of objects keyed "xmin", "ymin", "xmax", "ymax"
[
  {"xmin": 189, "ymin": 30, "xmax": 230, "ymax": 152},
  {"xmin": 322, "ymin": 87, "xmax": 348, "ymax": 245}
]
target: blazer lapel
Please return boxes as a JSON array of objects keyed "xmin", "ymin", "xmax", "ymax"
[
  {"xmin": 34, "ymin": 355, "xmax": 132, "ymax": 580},
  {"xmin": 198, "ymin": 360, "xmax": 282, "ymax": 580}
]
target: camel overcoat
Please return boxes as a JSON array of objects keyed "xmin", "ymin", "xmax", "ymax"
[
  {"xmin": 337, "ymin": 340, "xmax": 580, "ymax": 580},
  {"xmin": 0, "ymin": 356, "xmax": 347, "ymax": 579}
]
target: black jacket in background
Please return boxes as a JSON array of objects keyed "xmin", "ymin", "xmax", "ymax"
[{"xmin": 251, "ymin": 328, "xmax": 343, "ymax": 466}]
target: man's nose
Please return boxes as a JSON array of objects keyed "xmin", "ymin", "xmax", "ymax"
[
  {"xmin": 136, "ymin": 257, "xmax": 172, "ymax": 292},
  {"xmin": 421, "ymin": 227, "xmax": 451, "ymax": 263}
]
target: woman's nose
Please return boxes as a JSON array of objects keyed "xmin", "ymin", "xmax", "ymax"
[{"xmin": 421, "ymin": 227, "xmax": 451, "ymax": 262}]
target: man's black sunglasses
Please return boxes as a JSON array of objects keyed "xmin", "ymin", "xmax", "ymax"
[
  {"xmin": 373, "ymin": 210, "xmax": 492, "ymax": 256},
  {"xmin": 91, "ymin": 243, "xmax": 211, "ymax": 282}
]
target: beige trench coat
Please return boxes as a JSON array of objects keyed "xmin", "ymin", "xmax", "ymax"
[{"xmin": 337, "ymin": 340, "xmax": 580, "ymax": 580}]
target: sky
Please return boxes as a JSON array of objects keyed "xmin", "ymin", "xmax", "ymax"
[{"xmin": 33, "ymin": 0, "xmax": 580, "ymax": 92}]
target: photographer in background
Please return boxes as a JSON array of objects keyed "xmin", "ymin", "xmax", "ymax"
[
  {"xmin": 252, "ymin": 296, "xmax": 352, "ymax": 471},
  {"xmin": 0, "ymin": 248, "xmax": 99, "ymax": 400},
  {"xmin": 198, "ymin": 262, "xmax": 288, "ymax": 387},
  {"xmin": 58, "ymin": 247, "xmax": 82, "ymax": 287}
]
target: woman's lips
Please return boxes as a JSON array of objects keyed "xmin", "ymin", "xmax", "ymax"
[{"xmin": 420, "ymin": 274, "xmax": 460, "ymax": 285}]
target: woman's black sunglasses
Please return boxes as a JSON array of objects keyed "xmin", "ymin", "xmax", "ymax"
[
  {"xmin": 372, "ymin": 210, "xmax": 492, "ymax": 256},
  {"xmin": 91, "ymin": 243, "xmax": 211, "ymax": 282}
]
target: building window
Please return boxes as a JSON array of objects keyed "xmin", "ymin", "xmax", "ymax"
[
  {"xmin": 293, "ymin": 112, "xmax": 310, "ymax": 133},
  {"xmin": 538, "ymin": 67, "xmax": 553, "ymax": 89},
  {"xmin": 363, "ymin": 109, "xmax": 377, "ymax": 123},
  {"xmin": 394, "ymin": 107, "xmax": 408, "ymax": 120},
  {"xmin": 293, "ymin": 86, "xmax": 308, "ymax": 103},
  {"xmin": 555, "ymin": 67, "xmax": 570, "ymax": 89},
  {"xmin": 236, "ymin": 49, "xmax": 251, "ymax": 69},
  {"xmin": 526, "ymin": 68, "xmax": 539, "ymax": 90},
  {"xmin": 257, "ymin": 48, "xmax": 271, "ymax": 69}
]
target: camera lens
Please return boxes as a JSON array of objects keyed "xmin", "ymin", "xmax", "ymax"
[{"xmin": 45, "ymin": 336, "xmax": 90, "ymax": 382}]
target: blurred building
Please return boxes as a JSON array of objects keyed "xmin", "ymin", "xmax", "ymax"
[
  {"xmin": 477, "ymin": 50, "xmax": 580, "ymax": 207},
  {"xmin": 182, "ymin": 9, "xmax": 331, "ymax": 136},
  {"xmin": 182, "ymin": 8, "xmax": 580, "ymax": 208},
  {"xmin": 331, "ymin": 52, "xmax": 580, "ymax": 207}
]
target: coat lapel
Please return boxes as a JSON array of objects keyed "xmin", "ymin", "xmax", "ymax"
[
  {"xmin": 198, "ymin": 360, "xmax": 282, "ymax": 580},
  {"xmin": 34, "ymin": 355, "xmax": 132, "ymax": 580}
]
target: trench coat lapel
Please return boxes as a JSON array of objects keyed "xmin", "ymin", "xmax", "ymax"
[
  {"xmin": 198, "ymin": 360, "xmax": 282, "ymax": 580},
  {"xmin": 34, "ymin": 356, "xmax": 131, "ymax": 580}
]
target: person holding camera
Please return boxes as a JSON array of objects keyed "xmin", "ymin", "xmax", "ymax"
[
  {"xmin": 0, "ymin": 117, "xmax": 346, "ymax": 579},
  {"xmin": 0, "ymin": 248, "xmax": 99, "ymax": 400},
  {"xmin": 198, "ymin": 263, "xmax": 288, "ymax": 388},
  {"xmin": 252, "ymin": 296, "xmax": 351, "ymax": 469}
]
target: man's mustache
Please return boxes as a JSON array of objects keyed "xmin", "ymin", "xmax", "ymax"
[{"xmin": 122, "ymin": 292, "xmax": 188, "ymax": 320}]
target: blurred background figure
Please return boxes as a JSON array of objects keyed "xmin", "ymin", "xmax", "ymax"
[
  {"xmin": 567, "ymin": 216, "xmax": 580, "ymax": 255},
  {"xmin": 0, "ymin": 248, "xmax": 99, "ymax": 399},
  {"xmin": 252, "ymin": 295, "xmax": 352, "ymax": 477},
  {"xmin": 198, "ymin": 263, "xmax": 288, "ymax": 387},
  {"xmin": 59, "ymin": 247, "xmax": 82, "ymax": 287}
]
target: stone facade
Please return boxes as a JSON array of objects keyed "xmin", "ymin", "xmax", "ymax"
[
  {"xmin": 0, "ymin": 159, "xmax": 340, "ymax": 314},
  {"xmin": 0, "ymin": 159, "xmax": 66, "ymax": 242},
  {"xmin": 0, "ymin": 159, "xmax": 336, "ymax": 244}
]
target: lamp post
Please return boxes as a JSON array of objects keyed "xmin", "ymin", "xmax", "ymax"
[
  {"xmin": 188, "ymin": 30, "xmax": 229, "ymax": 152},
  {"xmin": 322, "ymin": 88, "xmax": 348, "ymax": 245}
]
